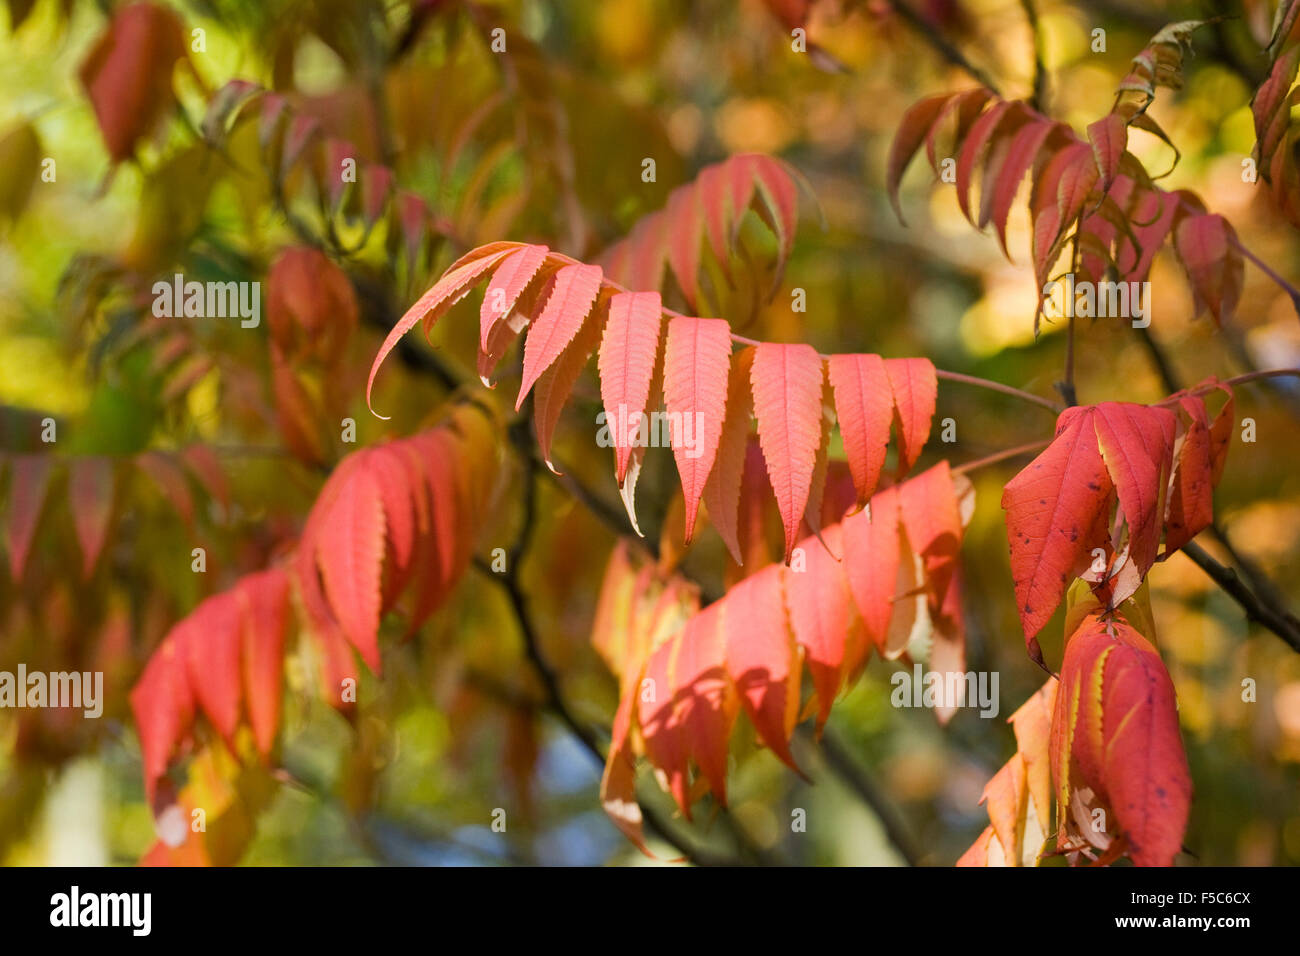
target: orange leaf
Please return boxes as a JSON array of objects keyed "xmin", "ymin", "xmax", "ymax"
[
  {"xmin": 702, "ymin": 347, "xmax": 756, "ymax": 564},
  {"xmin": 750, "ymin": 343, "xmax": 825, "ymax": 562},
  {"xmin": 597, "ymin": 292, "xmax": 663, "ymax": 485},
  {"xmin": 480, "ymin": 244, "xmax": 548, "ymax": 352},
  {"xmin": 516, "ymin": 262, "xmax": 604, "ymax": 409},
  {"xmin": 1001, "ymin": 408, "xmax": 1113, "ymax": 654},
  {"xmin": 784, "ymin": 524, "xmax": 857, "ymax": 731},
  {"xmin": 884, "ymin": 357, "xmax": 936, "ymax": 473},
  {"xmin": 827, "ymin": 353, "xmax": 892, "ymax": 508},
  {"xmin": 662, "ymin": 316, "xmax": 733, "ymax": 541},
  {"xmin": 723, "ymin": 566, "xmax": 801, "ymax": 771},
  {"xmin": 841, "ymin": 484, "xmax": 901, "ymax": 650}
]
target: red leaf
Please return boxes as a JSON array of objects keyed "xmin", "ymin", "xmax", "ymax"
[
  {"xmin": 1086, "ymin": 113, "xmax": 1127, "ymax": 191},
  {"xmin": 68, "ymin": 457, "xmax": 115, "ymax": 577},
  {"xmin": 5, "ymin": 454, "xmax": 53, "ymax": 580},
  {"xmin": 750, "ymin": 343, "xmax": 826, "ymax": 561},
  {"xmin": 315, "ymin": 463, "xmax": 386, "ymax": 671},
  {"xmin": 597, "ymin": 292, "xmax": 663, "ymax": 484},
  {"xmin": 239, "ymin": 568, "xmax": 289, "ymax": 759},
  {"xmin": 534, "ymin": 289, "xmax": 609, "ymax": 469},
  {"xmin": 842, "ymin": 485, "xmax": 901, "ymax": 652},
  {"xmin": 702, "ymin": 347, "xmax": 756, "ymax": 564},
  {"xmin": 1164, "ymin": 395, "xmax": 1217, "ymax": 554},
  {"xmin": 723, "ymin": 565, "xmax": 800, "ymax": 770},
  {"xmin": 129, "ymin": 637, "xmax": 194, "ymax": 806},
  {"xmin": 785, "ymin": 524, "xmax": 857, "ymax": 730},
  {"xmin": 982, "ymin": 119, "xmax": 1057, "ymax": 256},
  {"xmin": 827, "ymin": 353, "xmax": 892, "ymax": 507},
  {"xmin": 662, "ymin": 316, "xmax": 733, "ymax": 541},
  {"xmin": 1001, "ymin": 409, "xmax": 1113, "ymax": 652},
  {"xmin": 1172, "ymin": 213, "xmax": 1243, "ymax": 325},
  {"xmin": 884, "ymin": 357, "xmax": 937, "ymax": 473},
  {"xmin": 183, "ymin": 593, "xmax": 243, "ymax": 747},
  {"xmin": 78, "ymin": 2, "xmax": 187, "ymax": 162},
  {"xmin": 665, "ymin": 183, "xmax": 703, "ymax": 309},
  {"xmin": 638, "ymin": 634, "xmax": 690, "ymax": 813},
  {"xmin": 480, "ymin": 244, "xmax": 548, "ymax": 352},
  {"xmin": 697, "ymin": 162, "xmax": 735, "ymax": 283},
  {"xmin": 1053, "ymin": 614, "xmax": 1190, "ymax": 866},
  {"xmin": 668, "ymin": 602, "xmax": 735, "ymax": 806},
  {"xmin": 367, "ymin": 243, "xmax": 519, "ymax": 416},
  {"xmin": 887, "ymin": 93, "xmax": 955, "ymax": 224},
  {"xmin": 1091, "ymin": 402, "xmax": 1175, "ymax": 591},
  {"xmin": 898, "ymin": 461, "xmax": 964, "ymax": 611},
  {"xmin": 748, "ymin": 154, "xmax": 799, "ymax": 293},
  {"xmin": 955, "ymin": 100, "xmax": 1019, "ymax": 225},
  {"xmin": 516, "ymin": 262, "xmax": 604, "ymax": 409}
]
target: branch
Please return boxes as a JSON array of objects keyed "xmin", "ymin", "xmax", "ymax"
[
  {"xmin": 809, "ymin": 726, "xmax": 923, "ymax": 865},
  {"xmin": 879, "ymin": 0, "xmax": 1002, "ymax": 94},
  {"xmin": 486, "ymin": 420, "xmax": 774, "ymax": 864},
  {"xmin": 952, "ymin": 438, "xmax": 1051, "ymax": 475},
  {"xmin": 1019, "ymin": 0, "xmax": 1048, "ymax": 113},
  {"xmin": 549, "ymin": 252, "xmax": 1066, "ymax": 415},
  {"xmin": 1181, "ymin": 542, "xmax": 1300, "ymax": 653},
  {"xmin": 1136, "ymin": 328, "xmax": 1300, "ymax": 652}
]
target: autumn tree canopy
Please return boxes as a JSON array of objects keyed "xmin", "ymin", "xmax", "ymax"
[{"xmin": 1, "ymin": 0, "xmax": 1300, "ymax": 872}]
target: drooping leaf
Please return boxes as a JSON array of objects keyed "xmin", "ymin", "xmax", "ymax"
[
  {"xmin": 884, "ymin": 357, "xmax": 937, "ymax": 473},
  {"xmin": 1172, "ymin": 212, "xmax": 1243, "ymax": 325},
  {"xmin": 750, "ymin": 343, "xmax": 825, "ymax": 562},
  {"xmin": 723, "ymin": 566, "xmax": 801, "ymax": 771},
  {"xmin": 516, "ymin": 262, "xmax": 604, "ymax": 409},
  {"xmin": 662, "ymin": 316, "xmax": 733, "ymax": 541},
  {"xmin": 4, "ymin": 455, "xmax": 53, "ymax": 580},
  {"xmin": 827, "ymin": 353, "xmax": 892, "ymax": 508},
  {"xmin": 78, "ymin": 2, "xmax": 187, "ymax": 162},
  {"xmin": 68, "ymin": 457, "xmax": 115, "ymax": 578},
  {"xmin": 1052, "ymin": 611, "xmax": 1191, "ymax": 866},
  {"xmin": 597, "ymin": 292, "xmax": 663, "ymax": 485},
  {"xmin": 1001, "ymin": 408, "xmax": 1113, "ymax": 656}
]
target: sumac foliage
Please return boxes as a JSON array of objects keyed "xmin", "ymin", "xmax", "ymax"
[{"xmin": 5, "ymin": 0, "xmax": 1300, "ymax": 869}]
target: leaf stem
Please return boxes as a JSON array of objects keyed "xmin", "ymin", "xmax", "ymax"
[
  {"xmin": 880, "ymin": 0, "xmax": 1002, "ymax": 94},
  {"xmin": 952, "ymin": 438, "xmax": 1051, "ymax": 475},
  {"xmin": 1155, "ymin": 367, "xmax": 1300, "ymax": 405},
  {"xmin": 569, "ymin": 266, "xmax": 1067, "ymax": 414}
]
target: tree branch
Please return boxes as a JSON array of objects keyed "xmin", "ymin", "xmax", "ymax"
[
  {"xmin": 809, "ymin": 726, "xmax": 923, "ymax": 865},
  {"xmin": 1181, "ymin": 542, "xmax": 1300, "ymax": 653},
  {"xmin": 1019, "ymin": 0, "xmax": 1048, "ymax": 113},
  {"xmin": 880, "ymin": 0, "xmax": 1002, "ymax": 94}
]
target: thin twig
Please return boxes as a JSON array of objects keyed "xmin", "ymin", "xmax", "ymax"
[
  {"xmin": 1019, "ymin": 0, "xmax": 1048, "ymax": 113},
  {"xmin": 544, "ymin": 251, "xmax": 1064, "ymax": 415},
  {"xmin": 952, "ymin": 438, "xmax": 1051, "ymax": 475},
  {"xmin": 811, "ymin": 727, "xmax": 923, "ymax": 865},
  {"xmin": 880, "ymin": 0, "xmax": 1002, "ymax": 94},
  {"xmin": 1181, "ymin": 542, "xmax": 1300, "ymax": 652},
  {"xmin": 1136, "ymin": 329, "xmax": 1300, "ymax": 653}
]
